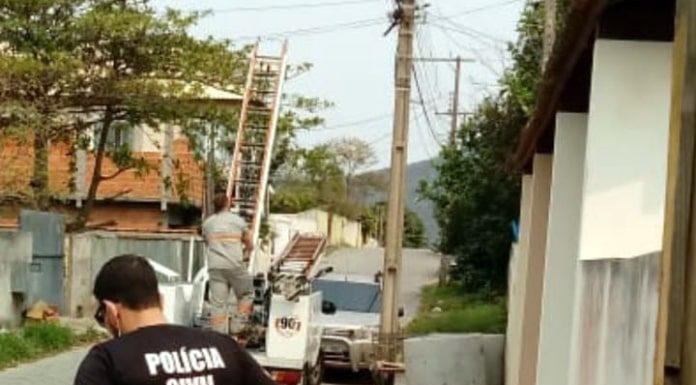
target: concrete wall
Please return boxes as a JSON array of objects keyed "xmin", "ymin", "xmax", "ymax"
[
  {"xmin": 564, "ymin": 40, "xmax": 673, "ymax": 385},
  {"xmin": 0, "ymin": 231, "xmax": 32, "ymax": 328},
  {"xmin": 536, "ymin": 113, "xmax": 587, "ymax": 385},
  {"xmin": 579, "ymin": 40, "xmax": 673, "ymax": 261},
  {"xmin": 269, "ymin": 209, "xmax": 363, "ymax": 254},
  {"xmin": 405, "ymin": 334, "xmax": 504, "ymax": 385},
  {"xmin": 506, "ymin": 175, "xmax": 533, "ymax": 385},
  {"xmin": 569, "ymin": 254, "xmax": 660, "ymax": 385},
  {"xmin": 518, "ymin": 154, "xmax": 553, "ymax": 385}
]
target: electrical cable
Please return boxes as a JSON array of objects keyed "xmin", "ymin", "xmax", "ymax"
[
  {"xmin": 235, "ymin": 18, "xmax": 385, "ymax": 41},
  {"xmin": 207, "ymin": 0, "xmax": 381, "ymax": 13}
]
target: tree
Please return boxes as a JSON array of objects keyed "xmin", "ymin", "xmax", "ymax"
[
  {"xmin": 326, "ymin": 137, "xmax": 377, "ymax": 200},
  {"xmin": 419, "ymin": 1, "xmax": 543, "ymax": 294},
  {"xmin": 270, "ymin": 144, "xmax": 348, "ymax": 215},
  {"xmin": 0, "ymin": 0, "xmax": 247, "ymax": 225},
  {"xmin": 361, "ymin": 202, "xmax": 426, "ymax": 248}
]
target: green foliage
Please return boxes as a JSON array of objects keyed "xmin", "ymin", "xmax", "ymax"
[
  {"xmin": 0, "ymin": 323, "xmax": 102, "ymax": 369},
  {"xmin": 0, "ymin": 332, "xmax": 32, "ymax": 368},
  {"xmin": 407, "ymin": 285, "xmax": 507, "ymax": 335},
  {"xmin": 419, "ymin": 1, "xmax": 544, "ymax": 294},
  {"xmin": 21, "ymin": 323, "xmax": 73, "ymax": 352},
  {"xmin": 271, "ymin": 138, "xmax": 378, "ymax": 220},
  {"xmin": 361, "ymin": 202, "xmax": 426, "ymax": 248},
  {"xmin": 404, "ymin": 209, "xmax": 426, "ymax": 248},
  {"xmin": 0, "ymin": 0, "xmax": 247, "ymax": 217}
]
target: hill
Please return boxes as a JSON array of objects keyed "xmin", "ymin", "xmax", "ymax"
[{"xmin": 361, "ymin": 159, "xmax": 440, "ymax": 246}]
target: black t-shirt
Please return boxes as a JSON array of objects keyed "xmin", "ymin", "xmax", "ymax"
[{"xmin": 74, "ymin": 324, "xmax": 276, "ymax": 385}]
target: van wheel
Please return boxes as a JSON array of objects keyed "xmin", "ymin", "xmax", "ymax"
[
  {"xmin": 372, "ymin": 371, "xmax": 395, "ymax": 385},
  {"xmin": 303, "ymin": 352, "xmax": 324, "ymax": 385}
]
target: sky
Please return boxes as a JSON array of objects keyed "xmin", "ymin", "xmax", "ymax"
[{"xmin": 154, "ymin": 0, "xmax": 525, "ymax": 169}]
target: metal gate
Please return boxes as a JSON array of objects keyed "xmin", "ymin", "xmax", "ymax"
[{"xmin": 19, "ymin": 210, "xmax": 65, "ymax": 313}]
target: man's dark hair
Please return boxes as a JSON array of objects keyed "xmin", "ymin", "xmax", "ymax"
[
  {"xmin": 93, "ymin": 254, "xmax": 160, "ymax": 310},
  {"xmin": 213, "ymin": 193, "xmax": 229, "ymax": 213}
]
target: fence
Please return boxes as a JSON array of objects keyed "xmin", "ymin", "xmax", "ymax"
[{"xmin": 66, "ymin": 231, "xmax": 205, "ymax": 318}]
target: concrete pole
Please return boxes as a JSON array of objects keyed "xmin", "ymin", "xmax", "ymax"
[
  {"xmin": 380, "ymin": 0, "xmax": 415, "ymax": 363},
  {"xmin": 451, "ymin": 56, "xmax": 462, "ymax": 143},
  {"xmin": 543, "ymin": 0, "xmax": 557, "ymax": 67}
]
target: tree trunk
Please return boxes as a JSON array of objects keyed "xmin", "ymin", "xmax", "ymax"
[
  {"xmin": 31, "ymin": 129, "xmax": 50, "ymax": 209},
  {"xmin": 77, "ymin": 110, "xmax": 113, "ymax": 227}
]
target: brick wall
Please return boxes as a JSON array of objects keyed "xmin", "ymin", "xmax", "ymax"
[
  {"xmin": 0, "ymin": 137, "xmax": 204, "ymax": 205},
  {"xmin": 89, "ymin": 204, "xmax": 163, "ymax": 231}
]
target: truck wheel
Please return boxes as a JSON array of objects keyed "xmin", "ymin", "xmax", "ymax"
[
  {"xmin": 303, "ymin": 353, "xmax": 324, "ymax": 385},
  {"xmin": 372, "ymin": 372, "xmax": 395, "ymax": 385}
]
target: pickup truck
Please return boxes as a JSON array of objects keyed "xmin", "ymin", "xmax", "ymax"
[{"xmin": 312, "ymin": 273, "xmax": 385, "ymax": 372}]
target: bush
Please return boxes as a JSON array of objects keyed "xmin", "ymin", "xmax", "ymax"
[
  {"xmin": 22, "ymin": 323, "xmax": 73, "ymax": 352},
  {"xmin": 406, "ymin": 284, "xmax": 507, "ymax": 335},
  {"xmin": 0, "ymin": 333, "xmax": 32, "ymax": 368},
  {"xmin": 0, "ymin": 323, "xmax": 102, "ymax": 370}
]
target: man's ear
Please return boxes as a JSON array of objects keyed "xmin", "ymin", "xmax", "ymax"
[
  {"xmin": 159, "ymin": 293, "xmax": 165, "ymax": 310},
  {"xmin": 104, "ymin": 300, "xmax": 119, "ymax": 321}
]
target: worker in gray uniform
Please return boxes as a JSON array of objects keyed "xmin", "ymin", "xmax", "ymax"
[{"xmin": 202, "ymin": 193, "xmax": 254, "ymax": 335}]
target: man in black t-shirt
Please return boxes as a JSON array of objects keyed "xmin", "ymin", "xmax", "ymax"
[{"xmin": 74, "ymin": 254, "xmax": 275, "ymax": 385}]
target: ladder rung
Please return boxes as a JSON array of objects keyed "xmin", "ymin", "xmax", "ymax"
[
  {"xmin": 244, "ymin": 125, "xmax": 268, "ymax": 131},
  {"xmin": 256, "ymin": 55, "xmax": 283, "ymax": 61},
  {"xmin": 235, "ymin": 179, "xmax": 260, "ymax": 185},
  {"xmin": 250, "ymin": 88, "xmax": 276, "ymax": 94},
  {"xmin": 242, "ymin": 142, "xmax": 266, "ymax": 148},
  {"xmin": 253, "ymin": 72, "xmax": 280, "ymax": 78},
  {"xmin": 247, "ymin": 107, "xmax": 272, "ymax": 112}
]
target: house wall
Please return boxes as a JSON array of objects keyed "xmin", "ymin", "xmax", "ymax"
[
  {"xmin": 0, "ymin": 137, "xmax": 204, "ymax": 206},
  {"xmin": 506, "ymin": 174, "xmax": 533, "ymax": 385},
  {"xmin": 567, "ymin": 39, "xmax": 673, "ymax": 385},
  {"xmin": 579, "ymin": 39, "xmax": 672, "ymax": 262},
  {"xmin": 536, "ymin": 113, "xmax": 587, "ymax": 385}
]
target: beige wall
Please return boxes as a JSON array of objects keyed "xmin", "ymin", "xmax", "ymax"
[
  {"xmin": 269, "ymin": 209, "xmax": 363, "ymax": 255},
  {"xmin": 506, "ymin": 174, "xmax": 534, "ymax": 385},
  {"xmin": 518, "ymin": 154, "xmax": 553, "ymax": 385}
]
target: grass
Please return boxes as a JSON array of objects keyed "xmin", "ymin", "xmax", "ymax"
[
  {"xmin": 0, "ymin": 323, "xmax": 104, "ymax": 370},
  {"xmin": 406, "ymin": 284, "xmax": 507, "ymax": 335}
]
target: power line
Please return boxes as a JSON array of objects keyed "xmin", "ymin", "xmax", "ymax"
[
  {"xmin": 315, "ymin": 113, "xmax": 392, "ymax": 131},
  {"xmin": 207, "ymin": 0, "xmax": 381, "ymax": 13},
  {"xmin": 434, "ymin": 0, "xmax": 523, "ymax": 20},
  {"xmin": 412, "ymin": 66, "xmax": 444, "ymax": 147},
  {"xmin": 433, "ymin": 24, "xmax": 503, "ymax": 77},
  {"xmin": 235, "ymin": 18, "xmax": 385, "ymax": 40}
]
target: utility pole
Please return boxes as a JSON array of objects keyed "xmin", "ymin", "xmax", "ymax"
[
  {"xmin": 451, "ymin": 56, "xmax": 462, "ymax": 143},
  {"xmin": 413, "ymin": 57, "xmax": 473, "ymax": 144},
  {"xmin": 379, "ymin": 0, "xmax": 415, "ymax": 374},
  {"xmin": 543, "ymin": 0, "xmax": 557, "ymax": 66}
]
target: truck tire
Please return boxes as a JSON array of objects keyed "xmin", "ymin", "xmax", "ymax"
[
  {"xmin": 303, "ymin": 352, "xmax": 324, "ymax": 385},
  {"xmin": 372, "ymin": 372, "xmax": 395, "ymax": 385}
]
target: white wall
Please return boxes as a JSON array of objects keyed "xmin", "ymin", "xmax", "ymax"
[
  {"xmin": 579, "ymin": 39, "xmax": 673, "ymax": 261},
  {"xmin": 536, "ymin": 113, "xmax": 587, "ymax": 385}
]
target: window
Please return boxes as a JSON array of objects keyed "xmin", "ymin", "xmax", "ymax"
[{"xmin": 92, "ymin": 124, "xmax": 134, "ymax": 151}]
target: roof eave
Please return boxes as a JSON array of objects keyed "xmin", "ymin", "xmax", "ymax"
[{"xmin": 511, "ymin": 0, "xmax": 607, "ymax": 169}]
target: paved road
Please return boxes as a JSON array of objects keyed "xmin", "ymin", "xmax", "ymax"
[
  {"xmin": 0, "ymin": 248, "xmax": 439, "ymax": 385},
  {"xmin": 0, "ymin": 347, "xmax": 88, "ymax": 385}
]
